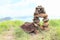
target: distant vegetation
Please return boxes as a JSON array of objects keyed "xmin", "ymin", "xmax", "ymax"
[{"xmin": 0, "ymin": 19, "xmax": 60, "ymax": 40}]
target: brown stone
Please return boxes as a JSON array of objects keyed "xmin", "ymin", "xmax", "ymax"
[{"xmin": 21, "ymin": 22, "xmax": 39, "ymax": 34}]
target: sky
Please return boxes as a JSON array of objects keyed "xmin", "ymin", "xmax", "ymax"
[{"xmin": 0, "ymin": 0, "xmax": 60, "ymax": 19}]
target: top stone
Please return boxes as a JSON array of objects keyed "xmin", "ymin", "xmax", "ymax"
[{"xmin": 35, "ymin": 5, "xmax": 45, "ymax": 14}]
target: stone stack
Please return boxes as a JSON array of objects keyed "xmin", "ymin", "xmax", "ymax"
[{"xmin": 33, "ymin": 6, "xmax": 49, "ymax": 30}]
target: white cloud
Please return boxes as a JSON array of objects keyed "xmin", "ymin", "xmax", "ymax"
[{"xmin": 0, "ymin": 0, "xmax": 36, "ymax": 17}]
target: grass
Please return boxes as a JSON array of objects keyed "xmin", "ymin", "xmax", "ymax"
[
  {"xmin": 0, "ymin": 19, "xmax": 60, "ymax": 40},
  {"xmin": 0, "ymin": 20, "xmax": 24, "ymax": 33}
]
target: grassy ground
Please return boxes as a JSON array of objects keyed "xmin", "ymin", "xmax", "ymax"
[{"xmin": 0, "ymin": 19, "xmax": 60, "ymax": 40}]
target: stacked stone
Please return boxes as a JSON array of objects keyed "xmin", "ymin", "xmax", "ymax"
[{"xmin": 33, "ymin": 6, "xmax": 49, "ymax": 30}]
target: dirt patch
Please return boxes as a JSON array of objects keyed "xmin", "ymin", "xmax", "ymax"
[{"xmin": 0, "ymin": 26, "xmax": 15, "ymax": 40}]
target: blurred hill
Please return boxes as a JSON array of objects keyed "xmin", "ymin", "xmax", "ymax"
[{"xmin": 0, "ymin": 17, "xmax": 12, "ymax": 21}]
